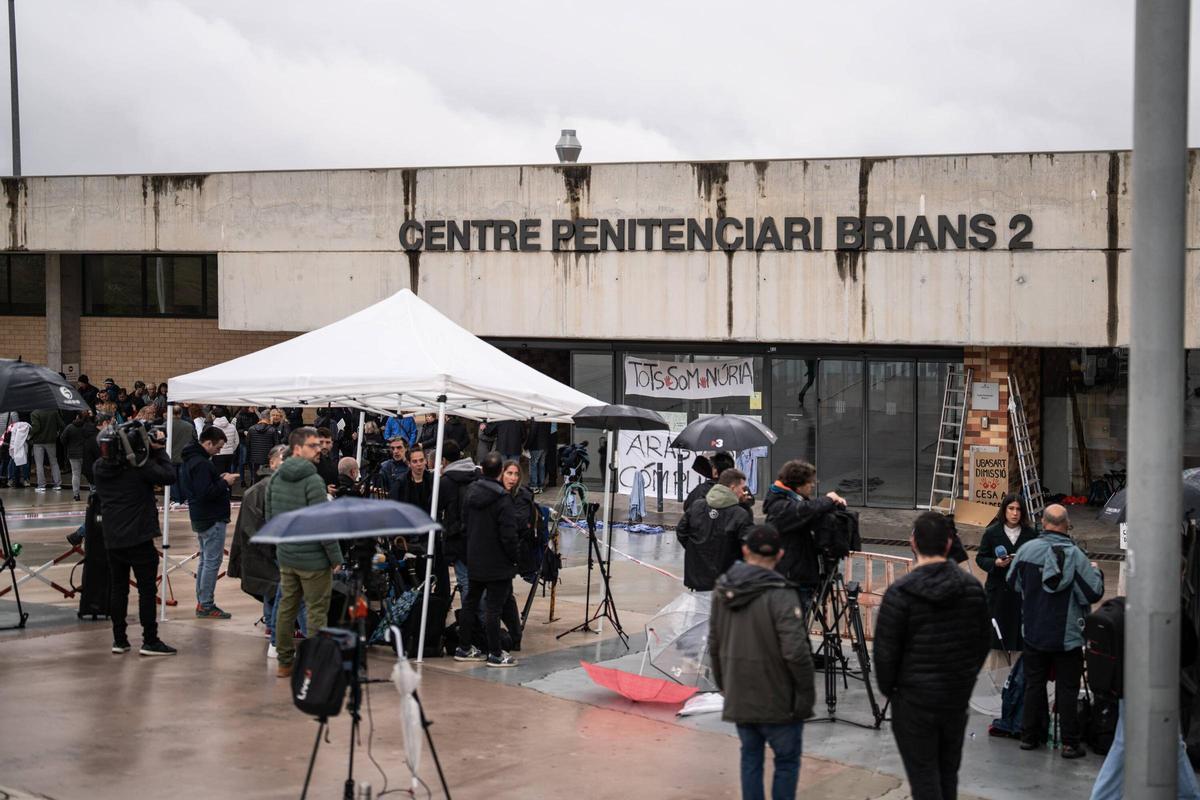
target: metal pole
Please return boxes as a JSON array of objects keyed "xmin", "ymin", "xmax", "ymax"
[
  {"xmin": 354, "ymin": 411, "xmax": 365, "ymax": 468},
  {"xmin": 1127, "ymin": 1, "xmax": 1188, "ymax": 795},
  {"xmin": 7, "ymin": 0, "xmax": 18, "ymax": 176},
  {"xmin": 159, "ymin": 403, "xmax": 174, "ymax": 621},
  {"xmin": 415, "ymin": 398, "xmax": 446, "ymax": 664},
  {"xmin": 595, "ymin": 430, "xmax": 615, "ymax": 634}
]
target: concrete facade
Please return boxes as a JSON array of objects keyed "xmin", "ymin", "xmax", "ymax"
[{"xmin": 1, "ymin": 151, "xmax": 1197, "ymax": 347}]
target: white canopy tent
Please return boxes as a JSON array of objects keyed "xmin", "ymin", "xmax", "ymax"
[{"xmin": 166, "ymin": 288, "xmax": 601, "ymax": 660}]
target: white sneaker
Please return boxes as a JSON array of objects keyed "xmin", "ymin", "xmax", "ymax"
[
  {"xmin": 34, "ymin": 487, "xmax": 46, "ymax": 493},
  {"xmin": 267, "ymin": 644, "xmax": 277, "ymax": 660}
]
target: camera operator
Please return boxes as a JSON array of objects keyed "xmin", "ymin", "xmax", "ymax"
[
  {"xmin": 676, "ymin": 467, "xmax": 753, "ymax": 591},
  {"xmin": 763, "ymin": 460, "xmax": 846, "ymax": 611},
  {"xmin": 334, "ymin": 456, "xmax": 367, "ymax": 498},
  {"xmin": 92, "ymin": 422, "xmax": 178, "ymax": 656},
  {"xmin": 378, "ymin": 437, "xmax": 410, "ymax": 495}
]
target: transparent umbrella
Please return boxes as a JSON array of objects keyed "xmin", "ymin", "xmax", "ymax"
[{"xmin": 641, "ymin": 591, "xmax": 718, "ymax": 691}]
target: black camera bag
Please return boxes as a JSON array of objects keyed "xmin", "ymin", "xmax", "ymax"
[
  {"xmin": 813, "ymin": 509, "xmax": 861, "ymax": 559},
  {"xmin": 291, "ymin": 634, "xmax": 349, "ymax": 718},
  {"xmin": 1085, "ymin": 596, "xmax": 1126, "ymax": 700}
]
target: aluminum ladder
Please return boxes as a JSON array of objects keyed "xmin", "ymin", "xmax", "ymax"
[
  {"xmin": 1008, "ymin": 375, "xmax": 1046, "ymax": 518},
  {"xmin": 927, "ymin": 365, "xmax": 971, "ymax": 513}
]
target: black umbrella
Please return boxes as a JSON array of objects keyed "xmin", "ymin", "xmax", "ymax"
[
  {"xmin": 0, "ymin": 358, "xmax": 88, "ymax": 413},
  {"xmin": 1098, "ymin": 474, "xmax": 1200, "ymax": 525},
  {"xmin": 670, "ymin": 413, "xmax": 777, "ymax": 452},
  {"xmin": 252, "ymin": 497, "xmax": 439, "ymax": 543},
  {"xmin": 573, "ymin": 404, "xmax": 669, "ymax": 431}
]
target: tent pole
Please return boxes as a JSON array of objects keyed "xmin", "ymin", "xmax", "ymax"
[
  {"xmin": 159, "ymin": 403, "xmax": 174, "ymax": 622},
  {"xmin": 596, "ymin": 430, "xmax": 615, "ymax": 635},
  {"xmin": 354, "ymin": 411, "xmax": 365, "ymax": 468},
  {"xmin": 416, "ymin": 397, "xmax": 447, "ymax": 664}
]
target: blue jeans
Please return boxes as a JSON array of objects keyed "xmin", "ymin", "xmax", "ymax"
[
  {"xmin": 528, "ymin": 450, "xmax": 546, "ymax": 488},
  {"xmin": 454, "ymin": 559, "xmax": 469, "ymax": 597},
  {"xmin": 194, "ymin": 521, "xmax": 227, "ymax": 610},
  {"xmin": 1090, "ymin": 699, "xmax": 1200, "ymax": 800},
  {"xmin": 8, "ymin": 458, "xmax": 28, "ymax": 484},
  {"xmin": 736, "ymin": 721, "xmax": 804, "ymax": 800},
  {"xmin": 269, "ymin": 583, "xmax": 307, "ymax": 646}
]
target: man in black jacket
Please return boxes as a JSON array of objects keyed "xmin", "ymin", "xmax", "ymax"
[
  {"xmin": 92, "ymin": 424, "xmax": 178, "ymax": 656},
  {"xmin": 874, "ymin": 512, "xmax": 991, "ymax": 800},
  {"xmin": 710, "ymin": 525, "xmax": 814, "ymax": 800},
  {"xmin": 683, "ymin": 452, "xmax": 736, "ymax": 513},
  {"xmin": 180, "ymin": 427, "xmax": 239, "ymax": 619},
  {"xmin": 437, "ymin": 442, "xmax": 476, "ymax": 598},
  {"xmin": 763, "ymin": 460, "xmax": 845, "ymax": 611},
  {"xmin": 676, "ymin": 467, "xmax": 753, "ymax": 591},
  {"xmin": 454, "ymin": 452, "xmax": 520, "ymax": 667}
]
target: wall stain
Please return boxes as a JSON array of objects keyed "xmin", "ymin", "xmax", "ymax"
[
  {"xmin": 725, "ymin": 250, "xmax": 735, "ymax": 339},
  {"xmin": 857, "ymin": 158, "xmax": 877, "ymax": 336},
  {"xmin": 1105, "ymin": 152, "xmax": 1120, "ymax": 346},
  {"xmin": 556, "ymin": 165, "xmax": 591, "ymax": 220},
  {"xmin": 142, "ymin": 174, "xmax": 208, "ymax": 251},
  {"xmin": 752, "ymin": 161, "xmax": 769, "ymax": 198},
  {"xmin": 1, "ymin": 177, "xmax": 24, "ymax": 250},
  {"xmin": 692, "ymin": 162, "xmax": 729, "ymax": 218},
  {"xmin": 401, "ymin": 168, "xmax": 419, "ymax": 294}
]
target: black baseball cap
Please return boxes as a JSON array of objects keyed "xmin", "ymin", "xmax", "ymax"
[{"xmin": 742, "ymin": 524, "xmax": 782, "ymax": 557}]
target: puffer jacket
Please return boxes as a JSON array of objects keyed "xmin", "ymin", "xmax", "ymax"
[
  {"xmin": 676, "ymin": 484, "xmax": 752, "ymax": 591},
  {"xmin": 227, "ymin": 467, "xmax": 278, "ymax": 600},
  {"xmin": 266, "ymin": 456, "xmax": 339, "ymax": 570},
  {"xmin": 212, "ymin": 415, "xmax": 239, "ymax": 456},
  {"xmin": 29, "ymin": 409, "xmax": 63, "ymax": 445},
  {"xmin": 873, "ymin": 560, "xmax": 991, "ymax": 710},
  {"xmin": 437, "ymin": 458, "xmax": 477, "ymax": 562},
  {"xmin": 464, "ymin": 476, "xmax": 518, "ymax": 582},
  {"xmin": 92, "ymin": 448, "xmax": 176, "ymax": 549},
  {"xmin": 59, "ymin": 418, "xmax": 89, "ymax": 459},
  {"xmin": 1007, "ymin": 531, "xmax": 1105, "ymax": 651},
  {"xmin": 763, "ymin": 484, "xmax": 836, "ymax": 587},
  {"xmin": 710, "ymin": 561, "xmax": 814, "ymax": 724},
  {"xmin": 244, "ymin": 421, "xmax": 280, "ymax": 468}
]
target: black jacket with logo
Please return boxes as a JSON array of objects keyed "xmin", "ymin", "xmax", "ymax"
[
  {"xmin": 92, "ymin": 449, "xmax": 176, "ymax": 549},
  {"xmin": 676, "ymin": 484, "xmax": 753, "ymax": 591}
]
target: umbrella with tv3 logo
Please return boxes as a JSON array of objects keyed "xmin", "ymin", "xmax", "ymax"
[
  {"xmin": 1098, "ymin": 470, "xmax": 1200, "ymax": 526},
  {"xmin": 0, "ymin": 358, "xmax": 88, "ymax": 413},
  {"xmin": 669, "ymin": 412, "xmax": 777, "ymax": 452}
]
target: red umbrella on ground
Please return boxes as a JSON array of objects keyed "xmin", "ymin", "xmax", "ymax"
[{"xmin": 580, "ymin": 660, "xmax": 700, "ymax": 704}]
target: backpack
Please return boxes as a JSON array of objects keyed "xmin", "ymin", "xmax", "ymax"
[
  {"xmin": 989, "ymin": 655, "xmax": 1028, "ymax": 737},
  {"xmin": 291, "ymin": 632, "xmax": 351, "ymax": 719},
  {"xmin": 1085, "ymin": 596, "xmax": 1126, "ymax": 700},
  {"xmin": 812, "ymin": 509, "xmax": 861, "ymax": 559}
]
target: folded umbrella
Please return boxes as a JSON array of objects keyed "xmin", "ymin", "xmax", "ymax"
[
  {"xmin": 670, "ymin": 413, "xmax": 777, "ymax": 452},
  {"xmin": 0, "ymin": 358, "xmax": 88, "ymax": 413},
  {"xmin": 251, "ymin": 497, "xmax": 439, "ymax": 544},
  {"xmin": 581, "ymin": 660, "xmax": 699, "ymax": 704}
]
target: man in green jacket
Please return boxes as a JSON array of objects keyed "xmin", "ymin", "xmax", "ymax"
[
  {"xmin": 266, "ymin": 425, "xmax": 339, "ymax": 677},
  {"xmin": 29, "ymin": 408, "xmax": 63, "ymax": 491},
  {"xmin": 710, "ymin": 524, "xmax": 814, "ymax": 800}
]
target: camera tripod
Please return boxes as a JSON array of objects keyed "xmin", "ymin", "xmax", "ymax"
[
  {"xmin": 806, "ymin": 557, "xmax": 887, "ymax": 729},
  {"xmin": 299, "ymin": 542, "xmax": 451, "ymax": 800},
  {"xmin": 556, "ymin": 502, "xmax": 629, "ymax": 648},
  {"xmin": 0, "ymin": 497, "xmax": 28, "ymax": 629}
]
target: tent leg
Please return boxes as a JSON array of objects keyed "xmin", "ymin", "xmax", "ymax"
[
  {"xmin": 160, "ymin": 403, "xmax": 174, "ymax": 622},
  {"xmin": 354, "ymin": 411, "xmax": 366, "ymax": 468},
  {"xmin": 417, "ymin": 398, "xmax": 447, "ymax": 664}
]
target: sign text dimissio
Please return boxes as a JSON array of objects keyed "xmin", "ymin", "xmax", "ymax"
[{"xmin": 398, "ymin": 214, "xmax": 1034, "ymax": 253}]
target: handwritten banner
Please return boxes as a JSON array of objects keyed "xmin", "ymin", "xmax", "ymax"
[
  {"xmin": 616, "ymin": 430, "xmax": 703, "ymax": 498},
  {"xmin": 624, "ymin": 357, "xmax": 755, "ymax": 400},
  {"xmin": 969, "ymin": 452, "xmax": 1009, "ymax": 506}
]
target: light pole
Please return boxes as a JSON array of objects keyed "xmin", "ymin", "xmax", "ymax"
[
  {"xmin": 1126, "ymin": 0, "xmax": 1189, "ymax": 796},
  {"xmin": 7, "ymin": 0, "xmax": 18, "ymax": 176}
]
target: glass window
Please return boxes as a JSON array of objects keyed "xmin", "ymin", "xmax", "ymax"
[
  {"xmin": 917, "ymin": 362, "xmax": 953, "ymax": 506},
  {"xmin": 769, "ymin": 357, "xmax": 819, "ymax": 491},
  {"xmin": 83, "ymin": 255, "xmax": 143, "ymax": 315},
  {"xmin": 0, "ymin": 254, "xmax": 46, "ymax": 314},
  {"xmin": 82, "ymin": 254, "xmax": 217, "ymax": 317}
]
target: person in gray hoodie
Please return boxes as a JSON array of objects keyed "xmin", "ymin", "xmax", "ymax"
[
  {"xmin": 710, "ymin": 524, "xmax": 814, "ymax": 800},
  {"xmin": 676, "ymin": 467, "xmax": 754, "ymax": 591},
  {"xmin": 1007, "ymin": 503, "xmax": 1105, "ymax": 758}
]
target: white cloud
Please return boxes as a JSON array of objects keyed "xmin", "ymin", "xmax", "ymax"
[{"xmin": 1, "ymin": 0, "xmax": 1193, "ymax": 174}]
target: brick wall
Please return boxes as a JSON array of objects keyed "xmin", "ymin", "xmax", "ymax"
[
  {"xmin": 962, "ymin": 347, "xmax": 1012, "ymax": 496},
  {"xmin": 0, "ymin": 316, "xmax": 47, "ymax": 365},
  {"xmin": 80, "ymin": 318, "xmax": 296, "ymax": 388}
]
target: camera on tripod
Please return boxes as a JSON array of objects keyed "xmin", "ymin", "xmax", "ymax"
[
  {"xmin": 814, "ymin": 509, "xmax": 862, "ymax": 562},
  {"xmin": 98, "ymin": 419, "xmax": 165, "ymax": 468}
]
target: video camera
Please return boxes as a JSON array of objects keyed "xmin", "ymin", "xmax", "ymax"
[
  {"xmin": 98, "ymin": 419, "xmax": 165, "ymax": 468},
  {"xmin": 813, "ymin": 509, "xmax": 862, "ymax": 561}
]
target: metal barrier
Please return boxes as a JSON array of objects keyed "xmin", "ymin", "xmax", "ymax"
[{"xmin": 808, "ymin": 551, "xmax": 913, "ymax": 641}]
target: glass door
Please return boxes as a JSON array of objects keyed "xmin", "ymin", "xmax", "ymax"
[
  {"xmin": 817, "ymin": 360, "xmax": 865, "ymax": 505},
  {"xmin": 768, "ymin": 358, "xmax": 819, "ymax": 489},
  {"xmin": 866, "ymin": 361, "xmax": 916, "ymax": 507}
]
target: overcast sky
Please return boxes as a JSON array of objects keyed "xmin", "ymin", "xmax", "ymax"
[{"xmin": 9, "ymin": 0, "xmax": 1199, "ymax": 174}]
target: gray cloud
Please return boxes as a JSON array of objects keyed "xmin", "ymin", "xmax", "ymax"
[{"xmin": 4, "ymin": 0, "xmax": 1195, "ymax": 175}]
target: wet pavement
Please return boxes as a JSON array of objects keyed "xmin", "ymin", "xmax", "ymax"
[{"xmin": 0, "ymin": 486, "xmax": 1121, "ymax": 799}]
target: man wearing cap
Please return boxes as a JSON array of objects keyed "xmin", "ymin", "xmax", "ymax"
[{"xmin": 709, "ymin": 524, "xmax": 814, "ymax": 800}]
